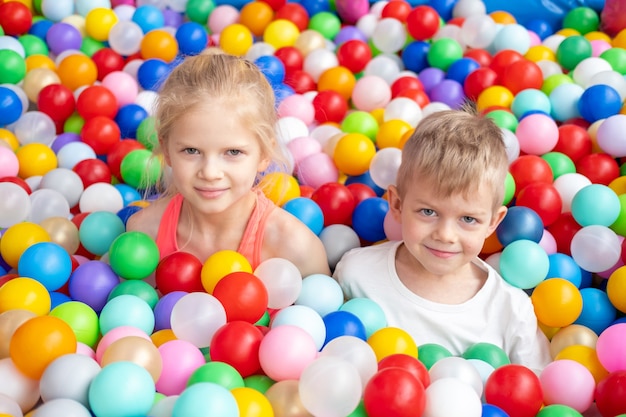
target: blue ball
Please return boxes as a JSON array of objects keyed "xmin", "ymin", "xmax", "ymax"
[
  {"xmin": 482, "ymin": 404, "xmax": 510, "ymax": 417},
  {"xmin": 574, "ymin": 287, "xmax": 616, "ymax": 335},
  {"xmin": 254, "ymin": 55, "xmax": 285, "ymax": 86},
  {"xmin": 175, "ymin": 22, "xmax": 208, "ymax": 56},
  {"xmin": 283, "ymin": 197, "xmax": 324, "ymax": 235},
  {"xmin": 322, "ymin": 310, "xmax": 367, "ymax": 347},
  {"xmin": 115, "ymin": 104, "xmax": 149, "ymax": 139},
  {"xmin": 28, "ymin": 18, "xmax": 54, "ymax": 40},
  {"xmin": 137, "ymin": 58, "xmax": 171, "ymax": 91},
  {"xmin": 345, "ymin": 171, "xmax": 385, "ymax": 197},
  {"xmin": 446, "ymin": 57, "xmax": 480, "ymax": 85},
  {"xmin": 578, "ymin": 84, "xmax": 622, "ymax": 123},
  {"xmin": 496, "ymin": 206, "xmax": 544, "ymax": 246},
  {"xmin": 351, "ymin": 197, "xmax": 388, "ymax": 243},
  {"xmin": 273, "ymin": 82, "xmax": 295, "ymax": 106},
  {"xmin": 114, "ymin": 183, "xmax": 142, "ymax": 207},
  {"xmin": 429, "ymin": 0, "xmax": 456, "ymax": 21},
  {"xmin": 132, "ymin": 5, "xmax": 165, "ymax": 33},
  {"xmin": 402, "ymin": 41, "xmax": 430, "ymax": 73},
  {"xmin": 549, "ymin": 83, "xmax": 585, "ymax": 122},
  {"xmin": 50, "ymin": 291, "xmax": 72, "ymax": 309},
  {"xmin": 296, "ymin": 273, "xmax": 344, "ymax": 317},
  {"xmin": 547, "ymin": 253, "xmax": 582, "ymax": 287},
  {"xmin": 0, "ymin": 86, "xmax": 23, "ymax": 125},
  {"xmin": 511, "ymin": 88, "xmax": 551, "ymax": 119},
  {"xmin": 17, "ymin": 242, "xmax": 72, "ymax": 292},
  {"xmin": 525, "ymin": 19, "xmax": 554, "ymax": 40},
  {"xmin": 117, "ymin": 205, "xmax": 143, "ymax": 227}
]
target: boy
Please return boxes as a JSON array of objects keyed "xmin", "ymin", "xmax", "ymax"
[{"xmin": 333, "ymin": 108, "xmax": 551, "ymax": 373}]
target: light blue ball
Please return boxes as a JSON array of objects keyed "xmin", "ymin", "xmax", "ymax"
[
  {"xmin": 78, "ymin": 211, "xmax": 126, "ymax": 256},
  {"xmin": 296, "ymin": 273, "xmax": 345, "ymax": 317},
  {"xmin": 549, "ymin": 83, "xmax": 584, "ymax": 122},
  {"xmin": 500, "ymin": 239, "xmax": 550, "ymax": 289},
  {"xmin": 492, "ymin": 24, "xmax": 531, "ymax": 54},
  {"xmin": 271, "ymin": 305, "xmax": 326, "ymax": 350},
  {"xmin": 573, "ymin": 287, "xmax": 616, "ymax": 335},
  {"xmin": 57, "ymin": 142, "xmax": 97, "ymax": 170},
  {"xmin": 571, "ymin": 184, "xmax": 620, "ymax": 227},
  {"xmin": 172, "ymin": 382, "xmax": 239, "ymax": 417},
  {"xmin": 17, "ymin": 242, "xmax": 72, "ymax": 291},
  {"xmin": 40, "ymin": 0, "xmax": 75, "ymax": 22},
  {"xmin": 132, "ymin": 5, "xmax": 165, "ymax": 33},
  {"xmin": 114, "ymin": 184, "xmax": 141, "ymax": 207},
  {"xmin": 75, "ymin": 0, "xmax": 111, "ymax": 17},
  {"xmin": 339, "ymin": 297, "xmax": 387, "ymax": 338},
  {"xmin": 547, "ymin": 253, "xmax": 582, "ymax": 288},
  {"xmin": 99, "ymin": 294, "xmax": 155, "ymax": 336},
  {"xmin": 511, "ymin": 89, "xmax": 551, "ymax": 119},
  {"xmin": 88, "ymin": 361, "xmax": 155, "ymax": 417},
  {"xmin": 283, "ymin": 197, "xmax": 324, "ymax": 236}
]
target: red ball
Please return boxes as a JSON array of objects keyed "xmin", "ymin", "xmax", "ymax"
[
  {"xmin": 107, "ymin": 139, "xmax": 146, "ymax": 180},
  {"xmin": 509, "ymin": 155, "xmax": 554, "ymax": 195},
  {"xmin": 209, "ymin": 321, "xmax": 264, "ymax": 377},
  {"xmin": 381, "ymin": 0, "xmax": 412, "ymax": 22},
  {"xmin": 0, "ymin": 2, "xmax": 32, "ymax": 36},
  {"xmin": 515, "ymin": 183, "xmax": 562, "ymax": 227},
  {"xmin": 37, "ymin": 84, "xmax": 76, "ymax": 123},
  {"xmin": 80, "ymin": 116, "xmax": 121, "ymax": 155},
  {"xmin": 546, "ymin": 212, "xmax": 582, "ymax": 256},
  {"xmin": 391, "ymin": 76, "xmax": 424, "ymax": 98},
  {"xmin": 575, "ymin": 153, "xmax": 620, "ymax": 185},
  {"xmin": 489, "ymin": 50, "xmax": 524, "ymax": 81},
  {"xmin": 212, "ymin": 271, "xmax": 268, "ymax": 323},
  {"xmin": 155, "ymin": 251, "xmax": 204, "ymax": 294},
  {"xmin": 312, "ymin": 90, "xmax": 348, "ymax": 124},
  {"xmin": 0, "ymin": 176, "xmax": 32, "ymax": 194},
  {"xmin": 260, "ymin": 0, "xmax": 286, "ymax": 11},
  {"xmin": 91, "ymin": 48, "xmax": 126, "ymax": 81},
  {"xmin": 554, "ymin": 124, "xmax": 592, "ymax": 163},
  {"xmin": 275, "ymin": 3, "xmax": 309, "ymax": 31},
  {"xmin": 363, "ymin": 367, "xmax": 426, "ymax": 417},
  {"xmin": 447, "ymin": 17, "xmax": 465, "ymax": 26},
  {"xmin": 595, "ymin": 371, "xmax": 626, "ymax": 417},
  {"xmin": 398, "ymin": 88, "xmax": 430, "ymax": 108},
  {"xmin": 274, "ymin": 46, "xmax": 303, "ymax": 74},
  {"xmin": 336, "ymin": 39, "xmax": 372, "ymax": 74},
  {"xmin": 377, "ymin": 353, "xmax": 430, "ymax": 389},
  {"xmin": 346, "ymin": 183, "xmax": 377, "ymax": 206},
  {"xmin": 284, "ymin": 69, "xmax": 316, "ymax": 94},
  {"xmin": 311, "ymin": 182, "xmax": 356, "ymax": 226},
  {"xmin": 76, "ymin": 85, "xmax": 119, "ymax": 120},
  {"xmin": 484, "ymin": 364, "xmax": 543, "ymax": 417},
  {"xmin": 405, "ymin": 5, "xmax": 440, "ymax": 41},
  {"xmin": 0, "ymin": 274, "xmax": 18, "ymax": 287},
  {"xmin": 464, "ymin": 48, "xmax": 492, "ymax": 67},
  {"xmin": 73, "ymin": 158, "xmax": 112, "ymax": 188},
  {"xmin": 463, "ymin": 67, "xmax": 498, "ymax": 100},
  {"xmin": 300, "ymin": 185, "xmax": 315, "ymax": 199},
  {"xmin": 500, "ymin": 59, "xmax": 543, "ymax": 95}
]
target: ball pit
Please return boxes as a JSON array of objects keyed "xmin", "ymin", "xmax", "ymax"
[{"xmin": 1, "ymin": 0, "xmax": 626, "ymax": 416}]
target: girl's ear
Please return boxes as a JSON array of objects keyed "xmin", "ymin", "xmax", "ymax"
[
  {"xmin": 257, "ymin": 155, "xmax": 271, "ymax": 173},
  {"xmin": 387, "ymin": 185, "xmax": 403, "ymax": 223}
]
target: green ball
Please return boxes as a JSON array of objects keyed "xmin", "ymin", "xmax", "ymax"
[
  {"xmin": 555, "ymin": 36, "xmax": 592, "ymax": 71},
  {"xmin": 187, "ymin": 362, "xmax": 244, "ymax": 390},
  {"xmin": 108, "ymin": 231, "xmax": 160, "ymax": 280},
  {"xmin": 562, "ymin": 7, "xmax": 599, "ymax": 35},
  {"xmin": 503, "ymin": 172, "xmax": 515, "ymax": 206},
  {"xmin": 254, "ymin": 310, "xmax": 270, "ymax": 327},
  {"xmin": 49, "ymin": 301, "xmax": 100, "ymax": 348},
  {"xmin": 108, "ymin": 280, "xmax": 159, "ymax": 309},
  {"xmin": 120, "ymin": 149, "xmax": 162, "ymax": 189},
  {"xmin": 347, "ymin": 401, "xmax": 367, "ymax": 417},
  {"xmin": 417, "ymin": 343, "xmax": 453, "ymax": 370},
  {"xmin": 427, "ymin": 37, "xmax": 463, "ymax": 71},
  {"xmin": 462, "ymin": 342, "xmax": 511, "ymax": 369},
  {"xmin": 186, "ymin": 0, "xmax": 215, "ymax": 26},
  {"xmin": 19, "ymin": 34, "xmax": 49, "ymax": 57},
  {"xmin": 541, "ymin": 152, "xmax": 576, "ymax": 180},
  {"xmin": 33, "ymin": 0, "xmax": 43, "ymax": 14},
  {"xmin": 64, "ymin": 113, "xmax": 85, "ymax": 134},
  {"xmin": 600, "ymin": 48, "xmax": 626, "ymax": 75},
  {"xmin": 367, "ymin": 37, "xmax": 383, "ymax": 57},
  {"xmin": 0, "ymin": 49, "xmax": 27, "ymax": 84},
  {"xmin": 486, "ymin": 109, "xmax": 518, "ymax": 132},
  {"xmin": 244, "ymin": 374, "xmax": 274, "ymax": 394},
  {"xmin": 609, "ymin": 194, "xmax": 626, "ymax": 237},
  {"xmin": 81, "ymin": 36, "xmax": 105, "ymax": 57},
  {"xmin": 308, "ymin": 11, "xmax": 342, "ymax": 40},
  {"xmin": 535, "ymin": 404, "xmax": 583, "ymax": 417},
  {"xmin": 340, "ymin": 111, "xmax": 379, "ymax": 141},
  {"xmin": 136, "ymin": 116, "xmax": 158, "ymax": 151},
  {"xmin": 541, "ymin": 73, "xmax": 574, "ymax": 96}
]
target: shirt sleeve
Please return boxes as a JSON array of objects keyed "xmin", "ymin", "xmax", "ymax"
[{"xmin": 506, "ymin": 296, "xmax": 552, "ymax": 374}]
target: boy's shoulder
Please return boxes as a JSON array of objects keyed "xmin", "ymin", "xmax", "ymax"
[{"xmin": 336, "ymin": 240, "xmax": 400, "ymax": 270}]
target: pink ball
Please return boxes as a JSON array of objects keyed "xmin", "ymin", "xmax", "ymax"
[
  {"xmin": 76, "ymin": 342, "xmax": 96, "ymax": 359},
  {"xmin": 540, "ymin": 359, "xmax": 595, "ymax": 412},
  {"xmin": 208, "ymin": 5, "xmax": 239, "ymax": 34},
  {"xmin": 597, "ymin": 323, "xmax": 626, "ymax": 372},
  {"xmin": 351, "ymin": 75, "xmax": 391, "ymax": 112},
  {"xmin": 0, "ymin": 146, "xmax": 18, "ymax": 177},
  {"xmin": 539, "ymin": 229, "xmax": 557, "ymax": 254},
  {"xmin": 287, "ymin": 136, "xmax": 322, "ymax": 165},
  {"xmin": 95, "ymin": 326, "xmax": 151, "ymax": 363},
  {"xmin": 156, "ymin": 339, "xmax": 205, "ymax": 395},
  {"xmin": 102, "ymin": 71, "xmax": 139, "ymax": 107},
  {"xmin": 515, "ymin": 113, "xmax": 559, "ymax": 155},
  {"xmin": 591, "ymin": 40, "xmax": 612, "ymax": 57},
  {"xmin": 278, "ymin": 94, "xmax": 315, "ymax": 126},
  {"xmin": 528, "ymin": 30, "xmax": 541, "ymax": 47},
  {"xmin": 258, "ymin": 325, "xmax": 318, "ymax": 381},
  {"xmin": 336, "ymin": 0, "xmax": 370, "ymax": 24},
  {"xmin": 296, "ymin": 152, "xmax": 339, "ymax": 189}
]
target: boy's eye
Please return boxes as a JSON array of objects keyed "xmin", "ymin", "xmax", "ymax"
[
  {"xmin": 420, "ymin": 209, "xmax": 436, "ymax": 216},
  {"xmin": 462, "ymin": 216, "xmax": 477, "ymax": 224}
]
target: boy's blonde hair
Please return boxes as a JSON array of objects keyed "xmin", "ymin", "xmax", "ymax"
[
  {"xmin": 150, "ymin": 48, "xmax": 291, "ymax": 196},
  {"xmin": 395, "ymin": 106, "xmax": 509, "ymax": 209}
]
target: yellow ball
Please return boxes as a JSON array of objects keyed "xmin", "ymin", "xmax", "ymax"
[
  {"xmin": 525, "ymin": 45, "xmax": 556, "ymax": 63},
  {"xmin": 0, "ymin": 221, "xmax": 51, "ymax": 268},
  {"xmin": 367, "ymin": 327, "xmax": 418, "ymax": 362},
  {"xmin": 584, "ymin": 31, "xmax": 611, "ymax": 43},
  {"xmin": 220, "ymin": 23, "xmax": 254, "ymax": 57},
  {"xmin": 0, "ymin": 128, "xmax": 19, "ymax": 151},
  {"xmin": 85, "ymin": 7, "xmax": 119, "ymax": 41},
  {"xmin": 0, "ymin": 277, "xmax": 51, "ymax": 315},
  {"xmin": 258, "ymin": 172, "xmax": 301, "ymax": 206},
  {"xmin": 151, "ymin": 329, "xmax": 177, "ymax": 347},
  {"xmin": 612, "ymin": 28, "xmax": 626, "ymax": 48},
  {"xmin": 555, "ymin": 344, "xmax": 609, "ymax": 384},
  {"xmin": 25, "ymin": 54, "xmax": 56, "ymax": 71},
  {"xmin": 62, "ymin": 15, "xmax": 87, "ymax": 37},
  {"xmin": 333, "ymin": 132, "xmax": 376, "ymax": 176},
  {"xmin": 201, "ymin": 250, "xmax": 253, "ymax": 293},
  {"xmin": 370, "ymin": 108, "xmax": 385, "ymax": 125},
  {"xmin": 531, "ymin": 278, "xmax": 583, "ymax": 328},
  {"xmin": 264, "ymin": 19, "xmax": 300, "ymax": 49},
  {"xmin": 376, "ymin": 119, "xmax": 412, "ymax": 149},
  {"xmin": 16, "ymin": 142, "xmax": 58, "ymax": 178},
  {"xmin": 557, "ymin": 28, "xmax": 581, "ymax": 37},
  {"xmin": 607, "ymin": 266, "xmax": 626, "ymax": 313},
  {"xmin": 476, "ymin": 85, "xmax": 514, "ymax": 112},
  {"xmin": 232, "ymin": 387, "xmax": 275, "ymax": 417}
]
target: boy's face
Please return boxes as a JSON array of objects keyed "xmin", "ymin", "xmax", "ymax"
[{"xmin": 388, "ymin": 179, "xmax": 507, "ymax": 278}]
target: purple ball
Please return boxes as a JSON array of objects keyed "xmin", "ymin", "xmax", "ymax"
[
  {"xmin": 68, "ymin": 260, "xmax": 120, "ymax": 313},
  {"xmin": 334, "ymin": 26, "xmax": 368, "ymax": 45},
  {"xmin": 429, "ymin": 79, "xmax": 466, "ymax": 109},
  {"xmin": 163, "ymin": 8, "xmax": 184, "ymax": 29},
  {"xmin": 418, "ymin": 67, "xmax": 445, "ymax": 94},
  {"xmin": 51, "ymin": 132, "xmax": 81, "ymax": 154},
  {"xmin": 153, "ymin": 291, "xmax": 187, "ymax": 331},
  {"xmin": 46, "ymin": 22, "xmax": 82, "ymax": 56}
]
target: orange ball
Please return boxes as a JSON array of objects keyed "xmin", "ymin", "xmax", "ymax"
[
  {"xmin": 56, "ymin": 54, "xmax": 97, "ymax": 91},
  {"xmin": 239, "ymin": 1, "xmax": 274, "ymax": 37},
  {"xmin": 140, "ymin": 29, "xmax": 178, "ymax": 62},
  {"xmin": 490, "ymin": 11, "xmax": 516, "ymax": 24},
  {"xmin": 317, "ymin": 66, "xmax": 356, "ymax": 101},
  {"xmin": 531, "ymin": 278, "xmax": 583, "ymax": 328},
  {"xmin": 481, "ymin": 231, "xmax": 503, "ymax": 256},
  {"xmin": 9, "ymin": 315, "xmax": 77, "ymax": 379},
  {"xmin": 25, "ymin": 54, "xmax": 56, "ymax": 71}
]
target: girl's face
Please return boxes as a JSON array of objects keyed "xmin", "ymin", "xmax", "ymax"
[{"xmin": 162, "ymin": 101, "xmax": 270, "ymax": 215}]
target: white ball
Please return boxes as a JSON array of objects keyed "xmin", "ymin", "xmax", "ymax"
[
  {"xmin": 364, "ymin": 55, "xmax": 401, "ymax": 85},
  {"xmin": 303, "ymin": 48, "xmax": 338, "ymax": 82},
  {"xmin": 319, "ymin": 224, "xmax": 361, "ymax": 270},
  {"xmin": 369, "ymin": 147, "xmax": 402, "ymax": 190},
  {"xmin": 79, "ymin": 182, "xmax": 124, "ymax": 213},
  {"xmin": 352, "ymin": 75, "xmax": 391, "ymax": 112},
  {"xmin": 423, "ymin": 377, "xmax": 482, "ymax": 417},
  {"xmin": 384, "ymin": 97, "xmax": 423, "ymax": 128},
  {"xmin": 40, "ymin": 168, "xmax": 85, "ymax": 207},
  {"xmin": 572, "ymin": 57, "xmax": 613, "ymax": 87},
  {"xmin": 553, "ymin": 173, "xmax": 592, "ymax": 213},
  {"xmin": 452, "ymin": 0, "xmax": 487, "ymax": 18},
  {"xmin": 32, "ymin": 399, "xmax": 92, "ymax": 417},
  {"xmin": 372, "ymin": 18, "xmax": 407, "ymax": 54},
  {"xmin": 40, "ymin": 354, "xmax": 101, "ymax": 406},
  {"xmin": 429, "ymin": 356, "xmax": 484, "ymax": 397}
]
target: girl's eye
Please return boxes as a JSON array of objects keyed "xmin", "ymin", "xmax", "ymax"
[
  {"xmin": 184, "ymin": 148, "xmax": 199, "ymax": 155},
  {"xmin": 420, "ymin": 209, "xmax": 436, "ymax": 216},
  {"xmin": 227, "ymin": 149, "xmax": 243, "ymax": 156},
  {"xmin": 462, "ymin": 216, "xmax": 477, "ymax": 224}
]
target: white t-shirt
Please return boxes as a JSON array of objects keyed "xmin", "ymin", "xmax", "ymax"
[{"xmin": 333, "ymin": 240, "xmax": 551, "ymax": 373}]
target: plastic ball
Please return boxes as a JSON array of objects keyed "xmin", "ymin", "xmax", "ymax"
[
  {"xmin": 578, "ymin": 84, "xmax": 622, "ymax": 123},
  {"xmin": 427, "ymin": 37, "xmax": 463, "ymax": 71},
  {"xmin": 16, "ymin": 241, "xmax": 71, "ymax": 292},
  {"xmin": 0, "ymin": 182, "xmax": 30, "ymax": 228},
  {"xmin": 476, "ymin": 85, "xmax": 514, "ymax": 112},
  {"xmin": 571, "ymin": 225, "xmax": 621, "ymax": 272},
  {"xmin": 499, "ymin": 239, "xmax": 550, "ymax": 289},
  {"xmin": 351, "ymin": 74, "xmax": 391, "ymax": 112},
  {"xmin": 187, "ymin": 361, "xmax": 244, "ymax": 391},
  {"xmin": 570, "ymin": 183, "xmax": 620, "ymax": 227},
  {"xmin": 258, "ymin": 324, "xmax": 317, "ymax": 381},
  {"xmin": 68, "ymin": 260, "xmax": 120, "ymax": 313},
  {"xmin": 56, "ymin": 54, "xmax": 98, "ymax": 92},
  {"xmin": 485, "ymin": 364, "xmax": 543, "ymax": 417},
  {"xmin": 511, "ymin": 88, "xmax": 551, "ymax": 119},
  {"xmin": 594, "ymin": 370, "xmax": 626, "ymax": 417},
  {"xmin": 540, "ymin": 359, "xmax": 595, "ymax": 412},
  {"xmin": 501, "ymin": 59, "xmax": 543, "ymax": 95},
  {"xmin": 531, "ymin": 278, "xmax": 583, "ymax": 327},
  {"xmin": 107, "ymin": 231, "xmax": 159, "ymax": 280},
  {"xmin": 263, "ymin": 18, "xmax": 299, "ymax": 50},
  {"xmin": 212, "ymin": 270, "xmax": 268, "ymax": 324},
  {"xmin": 363, "ymin": 367, "xmax": 426, "ymax": 417},
  {"xmin": 516, "ymin": 182, "xmax": 563, "ymax": 227},
  {"xmin": 153, "ymin": 251, "xmax": 202, "ymax": 294},
  {"xmin": 596, "ymin": 323, "xmax": 626, "ymax": 372},
  {"xmin": 40, "ymin": 353, "xmax": 101, "ymax": 406},
  {"xmin": 84, "ymin": 7, "xmax": 117, "ymax": 41},
  {"xmin": 351, "ymin": 197, "xmax": 389, "ymax": 243}
]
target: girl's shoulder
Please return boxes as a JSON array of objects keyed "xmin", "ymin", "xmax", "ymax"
[{"xmin": 125, "ymin": 197, "xmax": 172, "ymax": 239}]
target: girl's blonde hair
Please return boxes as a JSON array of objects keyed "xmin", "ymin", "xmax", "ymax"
[
  {"xmin": 148, "ymin": 48, "xmax": 292, "ymax": 197},
  {"xmin": 396, "ymin": 105, "xmax": 509, "ymax": 209}
]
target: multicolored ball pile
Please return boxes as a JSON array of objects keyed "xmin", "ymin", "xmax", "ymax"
[{"xmin": 1, "ymin": 0, "xmax": 626, "ymax": 416}]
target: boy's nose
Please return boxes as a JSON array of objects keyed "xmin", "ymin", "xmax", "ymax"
[{"xmin": 433, "ymin": 220, "xmax": 456, "ymax": 243}]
